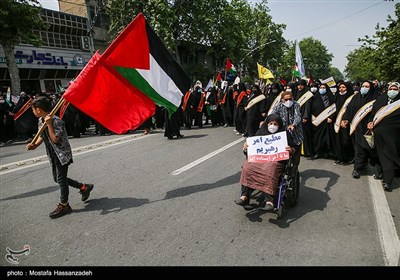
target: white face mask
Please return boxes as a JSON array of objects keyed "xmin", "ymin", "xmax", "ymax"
[
  {"xmin": 286, "ymin": 88, "xmax": 292, "ymax": 92},
  {"xmin": 310, "ymin": 87, "xmax": 317, "ymax": 93},
  {"xmin": 360, "ymin": 87, "xmax": 369, "ymax": 95},
  {"xmin": 0, "ymin": 100, "xmax": 5, "ymax": 104},
  {"xmin": 268, "ymin": 124, "xmax": 279, "ymax": 134},
  {"xmin": 387, "ymin": 90, "xmax": 399, "ymax": 99},
  {"xmin": 283, "ymin": 100, "xmax": 293, "ymax": 108}
]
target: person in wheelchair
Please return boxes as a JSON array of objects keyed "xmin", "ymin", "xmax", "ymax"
[{"xmin": 235, "ymin": 113, "xmax": 299, "ymax": 211}]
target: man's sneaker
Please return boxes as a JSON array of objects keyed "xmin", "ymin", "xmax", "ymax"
[
  {"xmin": 49, "ymin": 203, "xmax": 72, "ymax": 219},
  {"xmin": 352, "ymin": 169, "xmax": 361, "ymax": 179},
  {"xmin": 79, "ymin": 184, "xmax": 94, "ymax": 201}
]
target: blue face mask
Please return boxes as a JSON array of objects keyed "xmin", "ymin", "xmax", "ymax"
[
  {"xmin": 387, "ymin": 90, "xmax": 399, "ymax": 99},
  {"xmin": 319, "ymin": 89, "xmax": 326, "ymax": 95},
  {"xmin": 360, "ymin": 87, "xmax": 369, "ymax": 95}
]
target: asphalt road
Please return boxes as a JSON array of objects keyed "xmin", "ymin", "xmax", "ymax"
[{"xmin": 1, "ymin": 126, "xmax": 399, "ymax": 267}]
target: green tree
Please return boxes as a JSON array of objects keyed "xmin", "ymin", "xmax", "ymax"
[
  {"xmin": 374, "ymin": 3, "xmax": 400, "ymax": 81},
  {"xmin": 344, "ymin": 47, "xmax": 379, "ymax": 81},
  {"xmin": 0, "ymin": 0, "xmax": 46, "ymax": 95},
  {"xmin": 244, "ymin": 0, "xmax": 285, "ymax": 79},
  {"xmin": 329, "ymin": 67, "xmax": 344, "ymax": 82},
  {"xmin": 349, "ymin": 2, "xmax": 400, "ymax": 81},
  {"xmin": 105, "ymin": 0, "xmax": 287, "ymax": 81}
]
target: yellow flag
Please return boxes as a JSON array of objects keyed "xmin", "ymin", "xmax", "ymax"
[{"xmin": 257, "ymin": 62, "xmax": 274, "ymax": 79}]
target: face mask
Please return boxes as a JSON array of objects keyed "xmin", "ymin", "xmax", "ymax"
[
  {"xmin": 272, "ymin": 89, "xmax": 278, "ymax": 94},
  {"xmin": 286, "ymin": 88, "xmax": 292, "ymax": 92},
  {"xmin": 339, "ymin": 91, "xmax": 347, "ymax": 96},
  {"xmin": 310, "ymin": 87, "xmax": 317, "ymax": 93},
  {"xmin": 20, "ymin": 94, "xmax": 26, "ymax": 98},
  {"xmin": 319, "ymin": 89, "xmax": 326, "ymax": 95},
  {"xmin": 283, "ymin": 100, "xmax": 293, "ymax": 108},
  {"xmin": 268, "ymin": 124, "xmax": 279, "ymax": 134},
  {"xmin": 360, "ymin": 87, "xmax": 369, "ymax": 95},
  {"xmin": 387, "ymin": 90, "xmax": 399, "ymax": 99},
  {"xmin": 0, "ymin": 100, "xmax": 5, "ymax": 104}
]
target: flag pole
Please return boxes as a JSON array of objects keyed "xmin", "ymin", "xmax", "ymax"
[{"xmin": 29, "ymin": 97, "xmax": 66, "ymax": 146}]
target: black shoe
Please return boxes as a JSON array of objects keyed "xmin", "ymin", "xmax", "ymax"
[
  {"xmin": 352, "ymin": 169, "xmax": 360, "ymax": 179},
  {"xmin": 383, "ymin": 183, "xmax": 392, "ymax": 192},
  {"xmin": 311, "ymin": 154, "xmax": 321, "ymax": 160},
  {"xmin": 373, "ymin": 173, "xmax": 383, "ymax": 180},
  {"xmin": 334, "ymin": 160, "xmax": 342, "ymax": 165},
  {"xmin": 234, "ymin": 197, "xmax": 249, "ymax": 206},
  {"xmin": 49, "ymin": 203, "xmax": 72, "ymax": 219},
  {"xmin": 80, "ymin": 184, "xmax": 94, "ymax": 201},
  {"xmin": 177, "ymin": 134, "xmax": 184, "ymax": 139}
]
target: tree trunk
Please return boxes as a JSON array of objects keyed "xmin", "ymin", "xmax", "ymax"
[{"xmin": 3, "ymin": 43, "xmax": 21, "ymax": 96}]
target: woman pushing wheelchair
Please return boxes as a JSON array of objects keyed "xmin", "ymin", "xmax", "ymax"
[{"xmin": 235, "ymin": 104, "xmax": 302, "ymax": 212}]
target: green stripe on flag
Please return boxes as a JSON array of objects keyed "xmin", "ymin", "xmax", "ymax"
[{"xmin": 115, "ymin": 66, "xmax": 178, "ymax": 116}]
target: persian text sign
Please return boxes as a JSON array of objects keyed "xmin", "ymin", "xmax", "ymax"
[{"xmin": 247, "ymin": 131, "xmax": 289, "ymax": 163}]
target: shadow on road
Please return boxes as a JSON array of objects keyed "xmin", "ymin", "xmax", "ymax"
[
  {"xmin": 243, "ymin": 169, "xmax": 339, "ymax": 227},
  {"xmin": 73, "ymin": 197, "xmax": 149, "ymax": 215},
  {"xmin": 0, "ymin": 185, "xmax": 58, "ymax": 201},
  {"xmin": 163, "ymin": 172, "xmax": 241, "ymax": 199}
]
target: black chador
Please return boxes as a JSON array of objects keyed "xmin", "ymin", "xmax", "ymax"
[
  {"xmin": 310, "ymin": 85, "xmax": 335, "ymax": 159},
  {"xmin": 244, "ymin": 85, "xmax": 267, "ymax": 137},
  {"xmin": 332, "ymin": 82, "xmax": 355, "ymax": 164},
  {"xmin": 369, "ymin": 90, "xmax": 400, "ymax": 188},
  {"xmin": 343, "ymin": 81, "xmax": 379, "ymax": 174},
  {"xmin": 296, "ymin": 86, "xmax": 313, "ymax": 157}
]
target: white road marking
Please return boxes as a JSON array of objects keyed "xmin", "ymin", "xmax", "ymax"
[
  {"xmin": 368, "ymin": 175, "xmax": 400, "ymax": 266},
  {"xmin": 0, "ymin": 134, "xmax": 155, "ymax": 175},
  {"xmin": 171, "ymin": 138, "xmax": 244, "ymax": 175}
]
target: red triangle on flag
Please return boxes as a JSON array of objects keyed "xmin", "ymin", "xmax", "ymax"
[{"xmin": 102, "ymin": 13, "xmax": 149, "ymax": 70}]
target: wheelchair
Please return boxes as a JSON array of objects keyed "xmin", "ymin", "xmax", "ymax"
[{"xmin": 273, "ymin": 157, "xmax": 300, "ymax": 219}]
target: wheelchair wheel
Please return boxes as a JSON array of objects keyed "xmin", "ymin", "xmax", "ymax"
[
  {"xmin": 276, "ymin": 203, "xmax": 285, "ymax": 219},
  {"xmin": 287, "ymin": 170, "xmax": 300, "ymax": 208}
]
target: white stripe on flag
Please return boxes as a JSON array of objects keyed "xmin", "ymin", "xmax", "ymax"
[{"xmin": 137, "ymin": 55, "xmax": 183, "ymax": 108}]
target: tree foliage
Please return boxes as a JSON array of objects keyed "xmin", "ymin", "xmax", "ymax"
[
  {"xmin": 0, "ymin": 0, "xmax": 46, "ymax": 95},
  {"xmin": 104, "ymin": 0, "xmax": 286, "ymax": 81},
  {"xmin": 345, "ymin": 3, "xmax": 400, "ymax": 82}
]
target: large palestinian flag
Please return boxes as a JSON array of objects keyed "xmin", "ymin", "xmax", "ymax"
[{"xmin": 63, "ymin": 13, "xmax": 191, "ymax": 134}]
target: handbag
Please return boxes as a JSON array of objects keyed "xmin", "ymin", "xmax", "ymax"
[{"xmin": 363, "ymin": 130, "xmax": 374, "ymax": 149}]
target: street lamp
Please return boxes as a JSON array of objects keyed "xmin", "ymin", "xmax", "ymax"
[
  {"xmin": 240, "ymin": 40, "xmax": 277, "ymax": 64},
  {"xmin": 239, "ymin": 40, "xmax": 277, "ymax": 77}
]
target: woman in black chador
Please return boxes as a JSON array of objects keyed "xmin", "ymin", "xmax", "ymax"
[
  {"xmin": 244, "ymin": 84, "xmax": 267, "ymax": 137},
  {"xmin": 164, "ymin": 106, "xmax": 184, "ymax": 140},
  {"xmin": 342, "ymin": 80, "xmax": 380, "ymax": 179},
  {"xmin": 332, "ymin": 82, "xmax": 355, "ymax": 165},
  {"xmin": 367, "ymin": 82, "xmax": 400, "ymax": 191},
  {"xmin": 310, "ymin": 83, "xmax": 335, "ymax": 159}
]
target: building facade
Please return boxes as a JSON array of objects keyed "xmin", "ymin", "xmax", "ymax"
[{"xmin": 0, "ymin": 5, "xmax": 107, "ymax": 94}]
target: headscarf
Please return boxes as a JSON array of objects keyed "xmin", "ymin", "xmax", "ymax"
[
  {"xmin": 388, "ymin": 82, "xmax": 400, "ymax": 90},
  {"xmin": 255, "ymin": 113, "xmax": 284, "ymax": 136}
]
